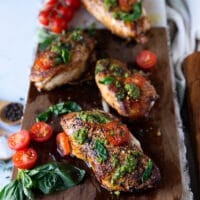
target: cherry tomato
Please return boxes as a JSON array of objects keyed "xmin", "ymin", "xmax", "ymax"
[
  {"xmin": 35, "ymin": 51, "xmax": 58, "ymax": 70},
  {"xmin": 12, "ymin": 148, "xmax": 37, "ymax": 169},
  {"xmin": 39, "ymin": 10, "xmax": 50, "ymax": 26},
  {"xmin": 104, "ymin": 120, "xmax": 129, "ymax": 145},
  {"xmin": 8, "ymin": 130, "xmax": 30, "ymax": 150},
  {"xmin": 119, "ymin": 0, "xmax": 137, "ymax": 12},
  {"xmin": 125, "ymin": 74, "xmax": 146, "ymax": 88},
  {"xmin": 56, "ymin": 132, "xmax": 71, "ymax": 156},
  {"xmin": 30, "ymin": 122, "xmax": 53, "ymax": 142},
  {"xmin": 136, "ymin": 50, "xmax": 157, "ymax": 69},
  {"xmin": 45, "ymin": 0, "xmax": 59, "ymax": 9},
  {"xmin": 64, "ymin": 0, "xmax": 80, "ymax": 10},
  {"xmin": 57, "ymin": 5, "xmax": 74, "ymax": 21},
  {"xmin": 51, "ymin": 16, "xmax": 68, "ymax": 33}
]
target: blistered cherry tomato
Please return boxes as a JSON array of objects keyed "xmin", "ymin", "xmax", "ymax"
[
  {"xmin": 30, "ymin": 122, "xmax": 53, "ymax": 142},
  {"xmin": 12, "ymin": 148, "xmax": 37, "ymax": 169},
  {"xmin": 104, "ymin": 120, "xmax": 129, "ymax": 145},
  {"xmin": 136, "ymin": 50, "xmax": 157, "ymax": 69},
  {"xmin": 8, "ymin": 130, "xmax": 30, "ymax": 150}
]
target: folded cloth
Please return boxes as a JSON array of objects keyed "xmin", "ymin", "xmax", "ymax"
[{"xmin": 166, "ymin": 0, "xmax": 200, "ymax": 199}]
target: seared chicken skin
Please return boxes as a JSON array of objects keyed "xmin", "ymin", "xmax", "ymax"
[
  {"xmin": 30, "ymin": 30, "xmax": 96, "ymax": 91},
  {"xmin": 95, "ymin": 59, "xmax": 158, "ymax": 119},
  {"xmin": 82, "ymin": 0, "xmax": 151, "ymax": 42},
  {"xmin": 60, "ymin": 110, "xmax": 161, "ymax": 192}
]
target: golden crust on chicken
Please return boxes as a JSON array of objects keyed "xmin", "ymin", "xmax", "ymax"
[
  {"xmin": 82, "ymin": 0, "xmax": 151, "ymax": 42},
  {"xmin": 95, "ymin": 58, "xmax": 158, "ymax": 119},
  {"xmin": 60, "ymin": 110, "xmax": 161, "ymax": 192}
]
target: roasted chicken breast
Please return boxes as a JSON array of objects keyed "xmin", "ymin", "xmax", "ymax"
[
  {"xmin": 60, "ymin": 110, "xmax": 161, "ymax": 192},
  {"xmin": 95, "ymin": 58, "xmax": 158, "ymax": 119},
  {"xmin": 82, "ymin": 0, "xmax": 151, "ymax": 42},
  {"xmin": 30, "ymin": 30, "xmax": 96, "ymax": 91}
]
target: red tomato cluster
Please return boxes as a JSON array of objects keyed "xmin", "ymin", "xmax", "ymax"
[
  {"xmin": 8, "ymin": 122, "xmax": 53, "ymax": 169},
  {"xmin": 39, "ymin": 0, "xmax": 80, "ymax": 33}
]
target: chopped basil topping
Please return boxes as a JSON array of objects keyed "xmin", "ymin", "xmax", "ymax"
[
  {"xmin": 78, "ymin": 112, "xmax": 111, "ymax": 124},
  {"xmin": 99, "ymin": 76, "xmax": 115, "ymax": 85},
  {"xmin": 115, "ymin": 80, "xmax": 121, "ymax": 88},
  {"xmin": 94, "ymin": 139, "xmax": 108, "ymax": 163},
  {"xmin": 124, "ymin": 83, "xmax": 140, "ymax": 99},
  {"xmin": 124, "ymin": 73, "xmax": 129, "ymax": 78},
  {"xmin": 142, "ymin": 159, "xmax": 153, "ymax": 183},
  {"xmin": 87, "ymin": 23, "xmax": 96, "ymax": 36},
  {"xmin": 113, "ymin": 1, "xmax": 142, "ymax": 22},
  {"xmin": 104, "ymin": 0, "xmax": 117, "ymax": 10},
  {"xmin": 70, "ymin": 30, "xmax": 84, "ymax": 42},
  {"xmin": 110, "ymin": 64, "xmax": 125, "ymax": 76},
  {"xmin": 51, "ymin": 42, "xmax": 71, "ymax": 64},
  {"xmin": 74, "ymin": 128, "xmax": 88, "ymax": 144},
  {"xmin": 95, "ymin": 65, "xmax": 105, "ymax": 74},
  {"xmin": 111, "ymin": 154, "xmax": 137, "ymax": 185}
]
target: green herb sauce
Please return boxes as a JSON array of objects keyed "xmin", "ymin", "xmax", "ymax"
[
  {"xmin": 78, "ymin": 112, "xmax": 111, "ymax": 124},
  {"xmin": 124, "ymin": 83, "xmax": 140, "ymax": 99},
  {"xmin": 111, "ymin": 154, "xmax": 137, "ymax": 185},
  {"xmin": 74, "ymin": 128, "xmax": 89, "ymax": 145}
]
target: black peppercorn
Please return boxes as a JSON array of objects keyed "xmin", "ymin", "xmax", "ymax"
[{"xmin": 3, "ymin": 103, "xmax": 23, "ymax": 122}]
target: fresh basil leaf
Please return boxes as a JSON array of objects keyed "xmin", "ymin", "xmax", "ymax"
[
  {"xmin": 99, "ymin": 76, "xmax": 115, "ymax": 85},
  {"xmin": 124, "ymin": 83, "xmax": 140, "ymax": 99},
  {"xmin": 94, "ymin": 139, "xmax": 108, "ymax": 163},
  {"xmin": 95, "ymin": 65, "xmax": 105, "ymax": 75},
  {"xmin": 0, "ymin": 180, "xmax": 24, "ymax": 200},
  {"xmin": 49, "ymin": 101, "xmax": 82, "ymax": 116},
  {"xmin": 36, "ymin": 101, "xmax": 82, "ymax": 122},
  {"xmin": 61, "ymin": 48, "xmax": 71, "ymax": 63},
  {"xmin": 36, "ymin": 111, "xmax": 51, "ymax": 122},
  {"xmin": 26, "ymin": 162, "xmax": 85, "ymax": 194},
  {"xmin": 19, "ymin": 171, "xmax": 34, "ymax": 200},
  {"xmin": 142, "ymin": 159, "xmax": 153, "ymax": 183},
  {"xmin": 113, "ymin": 1, "xmax": 142, "ymax": 22}
]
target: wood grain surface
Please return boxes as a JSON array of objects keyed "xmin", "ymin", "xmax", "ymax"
[
  {"xmin": 12, "ymin": 28, "xmax": 183, "ymax": 199},
  {"xmin": 183, "ymin": 52, "xmax": 200, "ymax": 182}
]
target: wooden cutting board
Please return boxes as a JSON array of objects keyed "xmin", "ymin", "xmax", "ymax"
[{"xmin": 12, "ymin": 28, "xmax": 183, "ymax": 199}]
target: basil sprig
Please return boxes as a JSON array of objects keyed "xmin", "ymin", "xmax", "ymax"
[
  {"xmin": 0, "ymin": 162, "xmax": 85, "ymax": 200},
  {"xmin": 36, "ymin": 101, "xmax": 82, "ymax": 122}
]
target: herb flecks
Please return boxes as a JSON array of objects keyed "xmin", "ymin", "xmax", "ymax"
[
  {"xmin": 74, "ymin": 128, "xmax": 88, "ymax": 144},
  {"xmin": 95, "ymin": 65, "xmax": 105, "ymax": 75}
]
